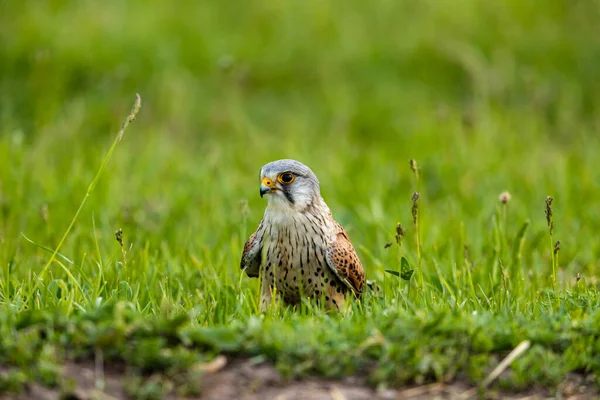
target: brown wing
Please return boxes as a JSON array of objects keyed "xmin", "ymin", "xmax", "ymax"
[
  {"xmin": 325, "ymin": 221, "xmax": 365, "ymax": 295},
  {"xmin": 240, "ymin": 223, "xmax": 264, "ymax": 278}
]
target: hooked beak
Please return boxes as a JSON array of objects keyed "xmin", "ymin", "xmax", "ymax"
[{"xmin": 260, "ymin": 177, "xmax": 278, "ymax": 197}]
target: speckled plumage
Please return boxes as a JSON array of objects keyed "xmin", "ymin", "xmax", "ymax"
[{"xmin": 240, "ymin": 159, "xmax": 365, "ymax": 311}]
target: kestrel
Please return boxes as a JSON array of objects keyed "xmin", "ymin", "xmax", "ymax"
[{"xmin": 240, "ymin": 159, "xmax": 365, "ymax": 311}]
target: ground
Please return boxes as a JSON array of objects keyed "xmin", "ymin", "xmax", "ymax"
[{"xmin": 4, "ymin": 359, "xmax": 597, "ymax": 400}]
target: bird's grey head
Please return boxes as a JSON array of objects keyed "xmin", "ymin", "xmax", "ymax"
[{"xmin": 259, "ymin": 159, "xmax": 321, "ymax": 210}]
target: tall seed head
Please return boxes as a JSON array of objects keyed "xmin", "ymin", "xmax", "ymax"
[
  {"xmin": 395, "ymin": 223, "xmax": 406, "ymax": 246},
  {"xmin": 385, "ymin": 223, "xmax": 407, "ymax": 249},
  {"xmin": 409, "ymin": 159, "xmax": 418, "ymax": 174},
  {"xmin": 545, "ymin": 196, "xmax": 554, "ymax": 235},
  {"xmin": 40, "ymin": 204, "xmax": 49, "ymax": 223},
  {"xmin": 498, "ymin": 191, "xmax": 512, "ymax": 205},
  {"xmin": 411, "ymin": 192, "xmax": 420, "ymax": 225},
  {"xmin": 115, "ymin": 228, "xmax": 124, "ymax": 248}
]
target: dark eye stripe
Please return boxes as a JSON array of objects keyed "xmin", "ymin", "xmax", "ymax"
[{"xmin": 282, "ymin": 186, "xmax": 295, "ymax": 204}]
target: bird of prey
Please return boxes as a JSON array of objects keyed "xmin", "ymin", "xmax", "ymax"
[{"xmin": 240, "ymin": 159, "xmax": 365, "ymax": 311}]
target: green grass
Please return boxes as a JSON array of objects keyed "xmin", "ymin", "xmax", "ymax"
[{"xmin": 2, "ymin": 0, "xmax": 600, "ymax": 397}]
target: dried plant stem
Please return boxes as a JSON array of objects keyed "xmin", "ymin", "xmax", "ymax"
[
  {"xmin": 36, "ymin": 94, "xmax": 142, "ymax": 287},
  {"xmin": 460, "ymin": 340, "xmax": 531, "ymax": 399}
]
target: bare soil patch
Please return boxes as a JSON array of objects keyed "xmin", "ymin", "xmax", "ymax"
[{"xmin": 2, "ymin": 358, "xmax": 596, "ymax": 400}]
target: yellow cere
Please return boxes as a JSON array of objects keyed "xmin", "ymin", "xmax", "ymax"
[{"xmin": 261, "ymin": 177, "xmax": 277, "ymax": 188}]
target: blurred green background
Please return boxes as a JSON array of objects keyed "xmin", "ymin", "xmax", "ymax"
[
  {"xmin": 3, "ymin": 3, "xmax": 600, "ymax": 393},
  {"xmin": 1, "ymin": 0, "xmax": 600, "ymax": 297}
]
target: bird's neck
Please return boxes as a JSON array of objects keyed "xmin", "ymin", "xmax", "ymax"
[{"xmin": 264, "ymin": 195, "xmax": 331, "ymax": 228}]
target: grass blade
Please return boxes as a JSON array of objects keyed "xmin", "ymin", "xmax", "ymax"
[{"xmin": 33, "ymin": 94, "xmax": 142, "ymax": 290}]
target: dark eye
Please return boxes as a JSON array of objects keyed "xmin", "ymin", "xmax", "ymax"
[{"xmin": 278, "ymin": 172, "xmax": 295, "ymax": 184}]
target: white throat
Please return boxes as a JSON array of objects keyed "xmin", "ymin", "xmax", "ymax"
[
  {"xmin": 264, "ymin": 194, "xmax": 301, "ymax": 225},
  {"xmin": 263, "ymin": 193, "xmax": 331, "ymax": 229}
]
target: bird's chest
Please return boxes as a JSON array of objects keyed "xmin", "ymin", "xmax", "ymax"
[{"xmin": 262, "ymin": 215, "xmax": 335, "ymax": 303}]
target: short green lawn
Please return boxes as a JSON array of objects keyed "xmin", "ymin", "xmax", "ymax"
[{"xmin": 1, "ymin": 0, "xmax": 600, "ymax": 397}]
